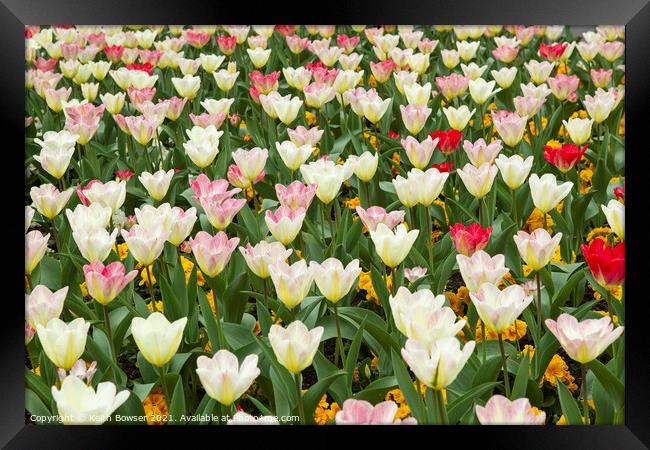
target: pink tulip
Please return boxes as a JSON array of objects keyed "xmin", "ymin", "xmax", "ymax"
[
  {"xmin": 401, "ymin": 135, "xmax": 439, "ymax": 169},
  {"xmin": 275, "ymin": 181, "xmax": 317, "ymax": 211},
  {"xmin": 590, "ymin": 68, "xmax": 613, "ymax": 89},
  {"xmin": 189, "ymin": 231, "xmax": 239, "ymax": 278},
  {"xmin": 369, "ymin": 59, "xmax": 396, "ymax": 83},
  {"xmin": 545, "ymin": 314, "xmax": 624, "ymax": 363},
  {"xmin": 265, "ymin": 206, "xmax": 307, "ymax": 245},
  {"xmin": 492, "ymin": 45, "xmax": 519, "ymax": 63},
  {"xmin": 400, "ymin": 104, "xmax": 432, "ymax": 135},
  {"xmin": 435, "ymin": 73, "xmax": 470, "ymax": 100},
  {"xmin": 335, "ymin": 399, "xmax": 417, "ymax": 425},
  {"xmin": 127, "ymin": 87, "xmax": 156, "ymax": 109},
  {"xmin": 124, "ymin": 115, "xmax": 158, "ymax": 146},
  {"xmin": 355, "ymin": 206, "xmax": 405, "ymax": 232},
  {"xmin": 286, "ymin": 34, "xmax": 309, "ymax": 54},
  {"xmin": 190, "ymin": 112, "xmax": 227, "ymax": 129},
  {"xmin": 513, "ymin": 95, "xmax": 546, "ymax": 117},
  {"xmin": 476, "ymin": 395, "xmax": 546, "ymax": 425},
  {"xmin": 25, "ymin": 285, "xmax": 67, "ymax": 328},
  {"xmin": 404, "ymin": 266, "xmax": 427, "ymax": 283},
  {"xmin": 491, "ymin": 110, "xmax": 528, "ymax": 147},
  {"xmin": 200, "ymin": 197, "xmax": 247, "ymax": 231},
  {"xmin": 162, "ymin": 96, "xmax": 187, "ymax": 121},
  {"xmin": 547, "ymin": 74, "xmax": 580, "ymax": 101},
  {"xmin": 232, "ymin": 147, "xmax": 268, "ymax": 183},
  {"xmin": 83, "ymin": 261, "xmax": 138, "ymax": 305},
  {"xmin": 287, "ymin": 126, "xmax": 324, "ymax": 147},
  {"xmin": 64, "ymin": 103, "xmax": 105, "ymax": 145},
  {"xmin": 26, "ymin": 230, "xmax": 50, "ymax": 275},
  {"xmin": 190, "ymin": 174, "xmax": 241, "ymax": 205},
  {"xmin": 462, "ymin": 138, "xmax": 503, "ymax": 166}
]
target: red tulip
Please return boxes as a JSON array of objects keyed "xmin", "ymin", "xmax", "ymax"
[
  {"xmin": 429, "ymin": 129, "xmax": 462, "ymax": 155},
  {"xmin": 431, "ymin": 162, "xmax": 455, "ymax": 173},
  {"xmin": 539, "ymin": 42, "xmax": 568, "ymax": 61},
  {"xmin": 450, "ymin": 223, "xmax": 492, "ymax": 256},
  {"xmin": 388, "ymin": 130, "xmax": 400, "ymax": 139},
  {"xmin": 582, "ymin": 238, "xmax": 625, "ymax": 288},
  {"xmin": 543, "ymin": 143, "xmax": 587, "ymax": 173},
  {"xmin": 614, "ymin": 185, "xmax": 625, "ymax": 200},
  {"xmin": 115, "ymin": 170, "xmax": 135, "ymax": 181}
]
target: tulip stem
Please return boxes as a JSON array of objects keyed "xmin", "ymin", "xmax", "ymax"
[
  {"xmin": 581, "ymin": 363, "xmax": 589, "ymax": 425},
  {"xmin": 252, "ymin": 188, "xmax": 262, "ymax": 243},
  {"xmin": 144, "ymin": 143, "xmax": 154, "ymax": 173},
  {"xmin": 333, "ymin": 303, "xmax": 346, "ymax": 367},
  {"xmin": 209, "ymin": 276, "xmax": 227, "ymax": 350},
  {"xmin": 511, "ymin": 188, "xmax": 519, "ymax": 227},
  {"xmin": 319, "ymin": 202, "xmax": 326, "ymax": 242},
  {"xmin": 147, "ymin": 264, "xmax": 158, "ymax": 313},
  {"xmin": 294, "ymin": 373, "xmax": 305, "ymax": 425},
  {"xmin": 433, "ymin": 389, "xmax": 448, "ymax": 425},
  {"xmin": 25, "ymin": 274, "xmax": 32, "ymax": 293},
  {"xmin": 481, "ymin": 322, "xmax": 486, "ymax": 364},
  {"xmin": 498, "ymin": 333, "xmax": 511, "ymax": 398},
  {"xmin": 536, "ymin": 271, "xmax": 542, "ymax": 337},
  {"xmin": 158, "ymin": 364, "xmax": 170, "ymax": 418},
  {"xmin": 262, "ymin": 278, "xmax": 269, "ymax": 308},
  {"xmin": 424, "ymin": 205, "xmax": 433, "ymax": 271},
  {"xmin": 103, "ymin": 304, "xmax": 116, "ymax": 364},
  {"xmin": 605, "ymin": 291, "xmax": 614, "ymax": 324},
  {"xmin": 327, "ymin": 203, "xmax": 335, "ymax": 245}
]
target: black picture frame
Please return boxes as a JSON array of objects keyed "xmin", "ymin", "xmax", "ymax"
[{"xmin": 6, "ymin": 0, "xmax": 649, "ymax": 447}]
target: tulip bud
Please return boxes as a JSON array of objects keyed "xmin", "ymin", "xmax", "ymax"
[
  {"xmin": 268, "ymin": 320, "xmax": 324, "ymax": 374},
  {"xmin": 131, "ymin": 312, "xmax": 188, "ymax": 367}
]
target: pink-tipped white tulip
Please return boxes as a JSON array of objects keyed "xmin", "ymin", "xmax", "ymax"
[
  {"xmin": 83, "ymin": 260, "xmax": 138, "ymax": 305},
  {"xmin": 196, "ymin": 350, "xmax": 260, "ymax": 406},
  {"xmin": 476, "ymin": 395, "xmax": 546, "ymax": 425}
]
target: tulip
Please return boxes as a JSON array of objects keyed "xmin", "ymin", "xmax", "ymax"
[
  {"xmin": 138, "ymin": 169, "xmax": 175, "ymax": 201},
  {"xmin": 469, "ymin": 78, "xmax": 501, "ymax": 105},
  {"xmin": 30, "ymin": 184, "xmax": 73, "ymax": 220},
  {"xmin": 268, "ymin": 320, "xmax": 324, "ymax": 374},
  {"xmin": 36, "ymin": 317, "xmax": 90, "ymax": 370},
  {"xmin": 265, "ymin": 206, "xmax": 307, "ymax": 246},
  {"xmin": 390, "ymin": 287, "xmax": 465, "ymax": 348},
  {"xmin": 303, "ymin": 82, "xmax": 336, "ymax": 108},
  {"xmin": 267, "ymin": 259, "xmax": 315, "ymax": 310},
  {"xmin": 443, "ymin": 105, "xmax": 475, "ymax": 132},
  {"xmin": 513, "ymin": 95, "xmax": 546, "ymax": 117},
  {"xmin": 403, "ymin": 81, "xmax": 432, "ymax": 106},
  {"xmin": 544, "ymin": 144, "xmax": 587, "ymax": 173},
  {"xmin": 460, "ymin": 62, "xmax": 488, "ymax": 80},
  {"xmin": 265, "ymin": 94, "xmax": 303, "ymax": 125},
  {"xmin": 347, "ymin": 151, "xmax": 379, "ymax": 182},
  {"xmin": 601, "ymin": 200, "xmax": 624, "ymax": 240},
  {"xmin": 131, "ymin": 312, "xmax": 188, "ymax": 367},
  {"xmin": 310, "ymin": 258, "xmax": 361, "ymax": 304},
  {"xmin": 335, "ymin": 399, "xmax": 417, "ymax": 425},
  {"xmin": 492, "ymin": 45, "xmax": 519, "ymax": 63},
  {"xmin": 52, "ymin": 375, "xmax": 130, "ymax": 424},
  {"xmin": 300, "ymin": 159, "xmax": 354, "ymax": 205},
  {"xmin": 359, "ymin": 94, "xmax": 392, "ymax": 124},
  {"xmin": 513, "ymin": 228, "xmax": 563, "ymax": 271},
  {"xmin": 401, "ymin": 337, "xmax": 475, "ymax": 389},
  {"xmin": 463, "ymin": 139, "xmax": 502, "ymax": 167},
  {"xmin": 276, "ymin": 141, "xmax": 313, "ymax": 172},
  {"xmin": 282, "ymin": 67, "xmax": 312, "ymax": 91},
  {"xmin": 201, "ymin": 195, "xmax": 246, "ymax": 230},
  {"xmin": 450, "ymin": 223, "xmax": 492, "ymax": 256},
  {"xmin": 196, "ymin": 350, "xmax": 260, "ymax": 406},
  {"xmin": 116, "ymin": 220, "xmax": 164, "ymax": 265},
  {"xmin": 44, "ymin": 86, "xmax": 71, "ymax": 112},
  {"xmin": 134, "ymin": 204, "xmax": 196, "ymax": 247},
  {"xmin": 562, "ymin": 117, "xmax": 593, "ymax": 145},
  {"xmin": 397, "ymin": 168, "xmax": 449, "ymax": 207},
  {"xmin": 476, "ymin": 395, "xmax": 546, "ymax": 425},
  {"xmin": 529, "ymin": 173, "xmax": 573, "ymax": 213},
  {"xmin": 583, "ymin": 90, "xmax": 616, "ymax": 123},
  {"xmin": 183, "ymin": 125, "xmax": 223, "ymax": 169},
  {"xmin": 83, "ymin": 260, "xmax": 138, "ymax": 305},
  {"xmin": 188, "ymin": 231, "xmax": 240, "ymax": 278},
  {"xmin": 524, "ymin": 60, "xmax": 555, "ymax": 84},
  {"xmin": 491, "ymin": 67, "xmax": 518, "ymax": 89},
  {"xmin": 400, "ymin": 104, "xmax": 432, "ymax": 135},
  {"xmin": 100, "ymin": 92, "xmax": 125, "ymax": 115},
  {"xmin": 73, "ymin": 228, "xmax": 118, "ymax": 263},
  {"xmin": 401, "ymin": 135, "xmax": 439, "ymax": 169},
  {"xmin": 547, "ymin": 74, "xmax": 580, "ymax": 101},
  {"xmin": 435, "ymin": 73, "xmax": 469, "ymax": 100},
  {"xmin": 64, "ymin": 103, "xmax": 105, "ymax": 145},
  {"xmin": 457, "ymin": 250, "xmax": 510, "ymax": 293},
  {"xmin": 457, "ymin": 39, "xmax": 480, "ymax": 61},
  {"xmin": 545, "ymin": 314, "xmax": 624, "ymax": 364},
  {"xmin": 239, "ymin": 241, "xmax": 292, "ymax": 280},
  {"xmin": 599, "ymin": 41, "xmax": 624, "ymax": 62},
  {"xmin": 581, "ymin": 239, "xmax": 625, "ymax": 289},
  {"xmin": 232, "ymin": 147, "xmax": 268, "ymax": 183},
  {"xmin": 457, "ymin": 163, "xmax": 498, "ymax": 199},
  {"xmin": 83, "ymin": 180, "xmax": 126, "ymax": 214},
  {"xmin": 25, "ymin": 206, "xmax": 34, "ymax": 233},
  {"xmin": 275, "ymin": 181, "xmax": 317, "ymax": 211},
  {"xmin": 25, "ymin": 285, "xmax": 67, "ymax": 329},
  {"xmin": 404, "ymin": 267, "xmax": 427, "ymax": 283},
  {"xmin": 246, "ymin": 47, "xmax": 271, "ymax": 68},
  {"xmin": 590, "ymin": 68, "xmax": 613, "ymax": 89},
  {"xmin": 520, "ymin": 82, "xmax": 552, "ymax": 101},
  {"xmin": 33, "ymin": 136, "xmax": 76, "ymax": 180},
  {"xmin": 370, "ymin": 223, "xmax": 419, "ymax": 268},
  {"xmin": 213, "ymin": 69, "xmax": 239, "ymax": 92},
  {"xmin": 393, "ymin": 71, "xmax": 418, "ymax": 94},
  {"xmin": 470, "ymin": 283, "xmax": 533, "ymax": 333},
  {"xmin": 355, "ymin": 206, "xmax": 405, "ymax": 232},
  {"xmin": 190, "ymin": 112, "xmax": 226, "ymax": 129},
  {"xmin": 491, "ymin": 111, "xmax": 528, "ymax": 148},
  {"xmin": 171, "ymin": 74, "xmax": 201, "ymax": 99},
  {"xmin": 287, "ymin": 126, "xmax": 324, "ymax": 147},
  {"xmin": 441, "ymin": 49, "xmax": 460, "ymax": 69},
  {"xmin": 25, "ymin": 230, "xmax": 50, "ymax": 274},
  {"xmin": 201, "ymin": 98, "xmax": 234, "ymax": 116},
  {"xmin": 495, "ymin": 154, "xmax": 534, "ymax": 190},
  {"xmin": 333, "ymin": 69, "xmax": 364, "ymax": 94}
]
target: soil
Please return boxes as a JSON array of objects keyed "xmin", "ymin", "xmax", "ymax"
[{"xmin": 118, "ymin": 354, "xmax": 141, "ymax": 382}]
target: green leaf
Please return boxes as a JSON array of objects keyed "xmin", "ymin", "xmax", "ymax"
[
  {"xmin": 303, "ymin": 370, "xmax": 347, "ymax": 424},
  {"xmin": 587, "ymin": 359, "xmax": 624, "ymax": 409},
  {"xmin": 26, "ymin": 388, "xmax": 52, "ymax": 423},
  {"xmin": 345, "ymin": 318, "xmax": 366, "ymax": 392},
  {"xmin": 447, "ymin": 381, "xmax": 500, "ymax": 425},
  {"xmin": 556, "ymin": 377, "xmax": 584, "ymax": 425},
  {"xmin": 168, "ymin": 376, "xmax": 186, "ymax": 424},
  {"xmin": 390, "ymin": 348, "xmax": 425, "ymax": 422},
  {"xmin": 512, "ymin": 354, "xmax": 531, "ymax": 400},
  {"xmin": 197, "ymin": 289, "xmax": 219, "ymax": 355}
]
